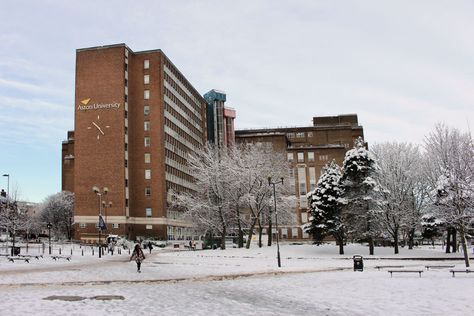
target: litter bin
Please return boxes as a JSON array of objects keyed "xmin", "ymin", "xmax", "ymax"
[
  {"xmin": 10, "ymin": 246, "xmax": 20, "ymax": 256},
  {"xmin": 353, "ymin": 255, "xmax": 363, "ymax": 271}
]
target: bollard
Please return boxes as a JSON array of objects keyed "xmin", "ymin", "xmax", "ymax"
[
  {"xmin": 92, "ymin": 248, "xmax": 94, "ymax": 256},
  {"xmin": 82, "ymin": 249, "xmax": 84, "ymax": 256},
  {"xmin": 71, "ymin": 248, "xmax": 73, "ymax": 255},
  {"xmin": 59, "ymin": 248, "xmax": 62, "ymax": 255}
]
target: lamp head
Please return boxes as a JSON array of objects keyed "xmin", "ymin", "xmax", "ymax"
[
  {"xmin": 92, "ymin": 186, "xmax": 99, "ymax": 193},
  {"xmin": 268, "ymin": 176, "xmax": 271, "ymax": 185},
  {"xmin": 103, "ymin": 187, "xmax": 109, "ymax": 194},
  {"xmin": 2, "ymin": 174, "xmax": 9, "ymax": 177}
]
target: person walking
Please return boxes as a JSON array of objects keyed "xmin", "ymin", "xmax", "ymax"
[
  {"xmin": 147, "ymin": 241, "xmax": 153, "ymax": 254},
  {"xmin": 130, "ymin": 244, "xmax": 145, "ymax": 273}
]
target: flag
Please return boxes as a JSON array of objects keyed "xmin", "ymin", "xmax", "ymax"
[{"xmin": 99, "ymin": 215, "xmax": 107, "ymax": 231}]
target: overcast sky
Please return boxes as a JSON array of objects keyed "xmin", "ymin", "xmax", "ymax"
[{"xmin": 1, "ymin": 0, "xmax": 473, "ymax": 202}]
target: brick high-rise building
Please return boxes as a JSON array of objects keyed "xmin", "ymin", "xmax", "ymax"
[
  {"xmin": 235, "ymin": 114, "xmax": 364, "ymax": 240},
  {"xmin": 62, "ymin": 44, "xmax": 207, "ymax": 242}
]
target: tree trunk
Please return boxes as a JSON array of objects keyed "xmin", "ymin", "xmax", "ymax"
[
  {"xmin": 218, "ymin": 207, "xmax": 226, "ymax": 250},
  {"xmin": 451, "ymin": 228, "xmax": 457, "ymax": 253},
  {"xmin": 445, "ymin": 228, "xmax": 451, "ymax": 253},
  {"xmin": 335, "ymin": 232, "xmax": 345, "ymax": 255},
  {"xmin": 459, "ymin": 227, "xmax": 470, "ymax": 268},
  {"xmin": 408, "ymin": 228, "xmax": 415, "ymax": 250},
  {"xmin": 257, "ymin": 217, "xmax": 263, "ymax": 248},
  {"xmin": 236, "ymin": 206, "xmax": 244, "ymax": 248},
  {"xmin": 245, "ymin": 218, "xmax": 258, "ymax": 249},
  {"xmin": 267, "ymin": 214, "xmax": 273, "ymax": 247},
  {"xmin": 393, "ymin": 229, "xmax": 399, "ymax": 255},
  {"xmin": 220, "ymin": 225, "xmax": 226, "ymax": 250},
  {"xmin": 368, "ymin": 236, "xmax": 374, "ymax": 255}
]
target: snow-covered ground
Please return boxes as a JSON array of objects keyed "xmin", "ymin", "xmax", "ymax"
[{"xmin": 0, "ymin": 242, "xmax": 472, "ymax": 315}]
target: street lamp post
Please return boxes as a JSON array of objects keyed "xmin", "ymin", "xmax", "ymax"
[
  {"xmin": 47, "ymin": 222, "xmax": 52, "ymax": 255},
  {"xmin": 268, "ymin": 176, "xmax": 284, "ymax": 268},
  {"xmin": 2, "ymin": 174, "xmax": 9, "ymax": 207},
  {"xmin": 93, "ymin": 186, "xmax": 108, "ymax": 258}
]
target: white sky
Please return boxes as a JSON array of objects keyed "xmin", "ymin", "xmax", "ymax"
[{"xmin": 0, "ymin": 0, "xmax": 473, "ymax": 202}]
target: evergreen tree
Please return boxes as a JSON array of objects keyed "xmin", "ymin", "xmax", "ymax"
[
  {"xmin": 340, "ymin": 137, "xmax": 379, "ymax": 255},
  {"xmin": 305, "ymin": 160, "xmax": 346, "ymax": 254}
]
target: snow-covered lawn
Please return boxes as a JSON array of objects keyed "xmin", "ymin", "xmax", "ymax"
[{"xmin": 0, "ymin": 243, "xmax": 471, "ymax": 315}]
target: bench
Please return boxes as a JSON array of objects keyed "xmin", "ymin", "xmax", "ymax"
[
  {"xmin": 388, "ymin": 270, "xmax": 423, "ymax": 277},
  {"xmin": 449, "ymin": 269, "xmax": 472, "ymax": 277},
  {"xmin": 18, "ymin": 254, "xmax": 42, "ymax": 260},
  {"xmin": 375, "ymin": 265, "xmax": 404, "ymax": 270},
  {"xmin": 51, "ymin": 255, "xmax": 71, "ymax": 261},
  {"xmin": 7, "ymin": 256, "xmax": 30, "ymax": 263},
  {"xmin": 425, "ymin": 265, "xmax": 455, "ymax": 270}
]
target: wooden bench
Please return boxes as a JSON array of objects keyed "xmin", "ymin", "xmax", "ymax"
[
  {"xmin": 449, "ymin": 269, "xmax": 472, "ymax": 277},
  {"xmin": 7, "ymin": 256, "xmax": 30, "ymax": 263},
  {"xmin": 18, "ymin": 254, "xmax": 42, "ymax": 260},
  {"xmin": 425, "ymin": 265, "xmax": 455, "ymax": 270},
  {"xmin": 51, "ymin": 255, "xmax": 71, "ymax": 261},
  {"xmin": 375, "ymin": 265, "xmax": 404, "ymax": 270},
  {"xmin": 388, "ymin": 270, "xmax": 423, "ymax": 277}
]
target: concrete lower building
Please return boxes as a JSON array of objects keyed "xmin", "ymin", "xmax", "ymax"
[{"xmin": 235, "ymin": 114, "xmax": 364, "ymax": 240}]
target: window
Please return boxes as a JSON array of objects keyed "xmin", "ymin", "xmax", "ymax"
[
  {"xmin": 298, "ymin": 167, "xmax": 307, "ymax": 195},
  {"xmin": 144, "ymin": 59, "xmax": 150, "ymax": 69},
  {"xmin": 286, "ymin": 133, "xmax": 295, "ymax": 138},
  {"xmin": 145, "ymin": 169, "xmax": 151, "ymax": 179},
  {"xmin": 146, "ymin": 225, "xmax": 153, "ymax": 230},
  {"xmin": 144, "ymin": 75, "xmax": 150, "ymax": 84},
  {"xmin": 297, "ymin": 152, "xmax": 304, "ymax": 163},
  {"xmin": 308, "ymin": 152, "xmax": 315, "ymax": 162},
  {"xmin": 296, "ymin": 132, "xmax": 305, "ymax": 138},
  {"xmin": 146, "ymin": 207, "xmax": 152, "ymax": 217},
  {"xmin": 144, "ymin": 90, "xmax": 150, "ymax": 99},
  {"xmin": 79, "ymin": 223, "xmax": 86, "ymax": 229},
  {"xmin": 144, "ymin": 105, "xmax": 150, "ymax": 116},
  {"xmin": 145, "ymin": 153, "xmax": 151, "ymax": 163},
  {"xmin": 144, "ymin": 121, "xmax": 150, "ymax": 131},
  {"xmin": 319, "ymin": 155, "xmax": 329, "ymax": 161},
  {"xmin": 307, "ymin": 132, "xmax": 313, "ymax": 137},
  {"xmin": 112, "ymin": 223, "xmax": 120, "ymax": 229},
  {"xmin": 309, "ymin": 167, "xmax": 317, "ymax": 191},
  {"xmin": 124, "ymin": 159, "xmax": 128, "ymax": 167},
  {"xmin": 287, "ymin": 153, "xmax": 294, "ymax": 162},
  {"xmin": 144, "ymin": 137, "xmax": 151, "ymax": 147},
  {"xmin": 145, "ymin": 187, "xmax": 151, "ymax": 196}
]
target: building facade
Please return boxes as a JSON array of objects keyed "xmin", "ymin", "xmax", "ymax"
[
  {"xmin": 62, "ymin": 44, "xmax": 207, "ymax": 242},
  {"xmin": 235, "ymin": 114, "xmax": 364, "ymax": 239},
  {"xmin": 203, "ymin": 89, "xmax": 236, "ymax": 147}
]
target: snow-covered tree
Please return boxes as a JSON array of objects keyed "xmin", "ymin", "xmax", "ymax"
[
  {"xmin": 38, "ymin": 191, "xmax": 74, "ymax": 240},
  {"xmin": 421, "ymin": 213, "xmax": 443, "ymax": 242},
  {"xmin": 173, "ymin": 144, "xmax": 234, "ymax": 249},
  {"xmin": 340, "ymin": 137, "xmax": 379, "ymax": 255},
  {"xmin": 172, "ymin": 143, "xmax": 295, "ymax": 249},
  {"xmin": 305, "ymin": 160, "xmax": 346, "ymax": 254},
  {"xmin": 238, "ymin": 143, "xmax": 295, "ymax": 249},
  {"xmin": 424, "ymin": 124, "xmax": 474, "ymax": 267},
  {"xmin": 371, "ymin": 142, "xmax": 425, "ymax": 254},
  {"xmin": 0, "ymin": 194, "xmax": 28, "ymax": 255}
]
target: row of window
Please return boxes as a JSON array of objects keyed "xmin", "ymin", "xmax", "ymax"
[
  {"xmin": 165, "ymin": 164, "xmax": 194, "ymax": 185},
  {"xmin": 164, "ymin": 72, "xmax": 202, "ymax": 114},
  {"xmin": 288, "ymin": 152, "xmax": 329, "ymax": 163},
  {"xmin": 164, "ymin": 117, "xmax": 201, "ymax": 149},
  {"xmin": 164, "ymin": 102, "xmax": 201, "ymax": 140},
  {"xmin": 166, "ymin": 180, "xmax": 193, "ymax": 194},
  {"xmin": 163, "ymin": 60, "xmax": 203, "ymax": 109},
  {"xmin": 164, "ymin": 87, "xmax": 201, "ymax": 126},
  {"xmin": 286, "ymin": 132, "xmax": 313, "ymax": 139}
]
